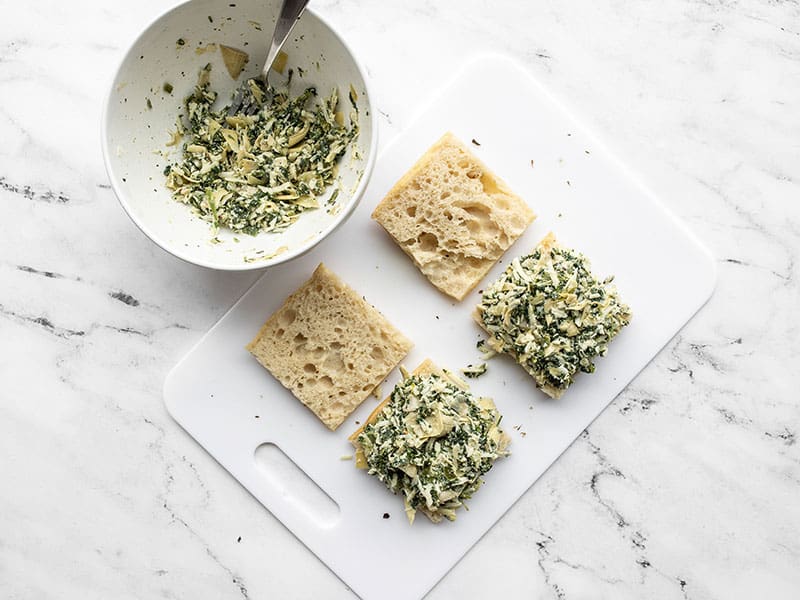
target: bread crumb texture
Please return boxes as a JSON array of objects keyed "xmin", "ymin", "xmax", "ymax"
[
  {"xmin": 372, "ymin": 132, "xmax": 535, "ymax": 300},
  {"xmin": 246, "ymin": 263, "xmax": 413, "ymax": 430}
]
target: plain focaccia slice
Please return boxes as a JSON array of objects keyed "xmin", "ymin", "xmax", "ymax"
[
  {"xmin": 247, "ymin": 263, "xmax": 413, "ymax": 431},
  {"xmin": 474, "ymin": 233, "xmax": 632, "ymax": 399},
  {"xmin": 371, "ymin": 132, "xmax": 535, "ymax": 301}
]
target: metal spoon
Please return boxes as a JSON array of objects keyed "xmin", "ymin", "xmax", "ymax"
[{"xmin": 227, "ymin": 0, "xmax": 310, "ymax": 116}]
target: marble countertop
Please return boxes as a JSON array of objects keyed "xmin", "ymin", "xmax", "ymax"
[{"xmin": 2, "ymin": 0, "xmax": 798, "ymax": 598}]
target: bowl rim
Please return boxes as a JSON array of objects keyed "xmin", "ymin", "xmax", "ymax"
[{"xmin": 101, "ymin": 1, "xmax": 378, "ymax": 271}]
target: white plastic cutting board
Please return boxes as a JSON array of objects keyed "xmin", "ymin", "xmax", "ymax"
[{"xmin": 164, "ymin": 55, "xmax": 716, "ymax": 600}]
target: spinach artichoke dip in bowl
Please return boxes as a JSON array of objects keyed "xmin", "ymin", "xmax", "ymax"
[{"xmin": 102, "ymin": 0, "xmax": 376, "ymax": 270}]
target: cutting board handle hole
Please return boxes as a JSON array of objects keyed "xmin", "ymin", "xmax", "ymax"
[{"xmin": 254, "ymin": 442, "xmax": 340, "ymax": 527}]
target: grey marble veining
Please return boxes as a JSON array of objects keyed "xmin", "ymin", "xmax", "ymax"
[{"xmin": 1, "ymin": 0, "xmax": 798, "ymax": 598}]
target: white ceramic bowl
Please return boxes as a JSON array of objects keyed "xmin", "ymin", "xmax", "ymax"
[{"xmin": 102, "ymin": 0, "xmax": 376, "ymax": 270}]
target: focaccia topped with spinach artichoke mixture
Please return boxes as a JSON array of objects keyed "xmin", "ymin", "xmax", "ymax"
[
  {"xmin": 164, "ymin": 64, "xmax": 358, "ymax": 235},
  {"xmin": 352, "ymin": 360, "xmax": 509, "ymax": 524},
  {"xmin": 476, "ymin": 233, "xmax": 631, "ymax": 399}
]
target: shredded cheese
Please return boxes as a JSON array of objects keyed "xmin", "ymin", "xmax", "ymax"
[
  {"xmin": 164, "ymin": 64, "xmax": 358, "ymax": 236},
  {"xmin": 476, "ymin": 237, "xmax": 631, "ymax": 396},
  {"xmin": 357, "ymin": 371, "xmax": 509, "ymax": 524}
]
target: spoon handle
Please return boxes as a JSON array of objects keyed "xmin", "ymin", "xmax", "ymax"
[{"xmin": 262, "ymin": 0, "xmax": 310, "ymax": 82}]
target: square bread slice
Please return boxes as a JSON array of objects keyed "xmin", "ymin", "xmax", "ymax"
[
  {"xmin": 349, "ymin": 358, "xmax": 510, "ymax": 524},
  {"xmin": 371, "ymin": 132, "xmax": 535, "ymax": 301},
  {"xmin": 246, "ymin": 263, "xmax": 413, "ymax": 431},
  {"xmin": 474, "ymin": 233, "xmax": 632, "ymax": 399}
]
